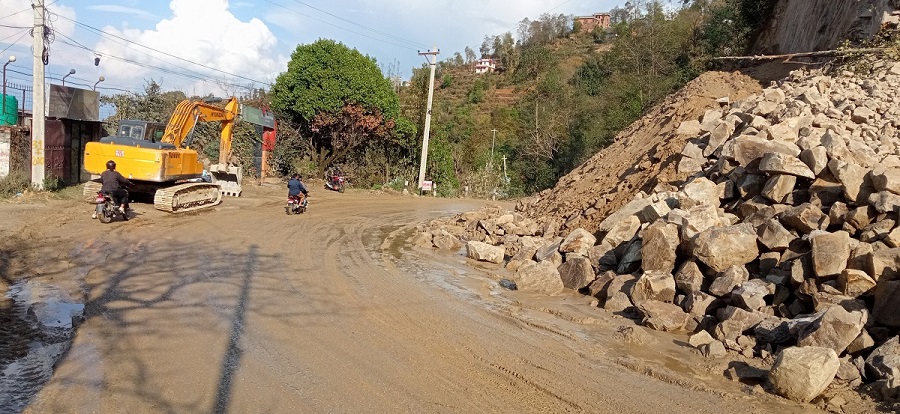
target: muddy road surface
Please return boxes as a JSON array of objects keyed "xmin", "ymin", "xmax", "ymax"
[{"xmin": 0, "ymin": 185, "xmax": 828, "ymax": 413}]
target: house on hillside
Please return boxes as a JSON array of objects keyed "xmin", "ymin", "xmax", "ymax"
[
  {"xmin": 575, "ymin": 13, "xmax": 611, "ymax": 32},
  {"xmin": 474, "ymin": 58, "xmax": 496, "ymax": 74}
]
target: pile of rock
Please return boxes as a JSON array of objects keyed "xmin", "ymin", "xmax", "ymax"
[{"xmin": 416, "ymin": 62, "xmax": 900, "ymax": 405}]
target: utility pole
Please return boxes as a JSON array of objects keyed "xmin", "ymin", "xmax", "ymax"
[
  {"xmin": 31, "ymin": 0, "xmax": 46, "ymax": 188},
  {"xmin": 416, "ymin": 46, "xmax": 438, "ymax": 190},
  {"xmin": 490, "ymin": 128, "xmax": 497, "ymax": 169}
]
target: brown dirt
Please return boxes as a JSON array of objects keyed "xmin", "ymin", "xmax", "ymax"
[
  {"xmin": 0, "ymin": 184, "xmax": 847, "ymax": 413},
  {"xmin": 521, "ymin": 71, "xmax": 764, "ymax": 235}
]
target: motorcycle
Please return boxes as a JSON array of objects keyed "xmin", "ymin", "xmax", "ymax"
[
  {"xmin": 286, "ymin": 194, "xmax": 308, "ymax": 214},
  {"xmin": 324, "ymin": 174, "xmax": 346, "ymax": 193},
  {"xmin": 93, "ymin": 191, "xmax": 128, "ymax": 223}
]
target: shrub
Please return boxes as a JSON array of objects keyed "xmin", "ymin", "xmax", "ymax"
[{"xmin": 0, "ymin": 172, "xmax": 29, "ymax": 197}]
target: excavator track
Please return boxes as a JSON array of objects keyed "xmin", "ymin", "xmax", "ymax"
[{"xmin": 153, "ymin": 182, "xmax": 223, "ymax": 213}]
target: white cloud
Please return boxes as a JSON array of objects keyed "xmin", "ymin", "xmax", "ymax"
[
  {"xmin": 93, "ymin": 0, "xmax": 286, "ymax": 95},
  {"xmin": 87, "ymin": 5, "xmax": 159, "ymax": 21}
]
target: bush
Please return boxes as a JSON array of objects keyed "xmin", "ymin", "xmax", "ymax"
[
  {"xmin": 0, "ymin": 172, "xmax": 29, "ymax": 197},
  {"xmin": 42, "ymin": 175, "xmax": 63, "ymax": 192}
]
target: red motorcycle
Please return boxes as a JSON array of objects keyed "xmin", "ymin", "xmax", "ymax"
[
  {"xmin": 286, "ymin": 194, "xmax": 308, "ymax": 214},
  {"xmin": 93, "ymin": 191, "xmax": 129, "ymax": 223},
  {"xmin": 324, "ymin": 173, "xmax": 346, "ymax": 193}
]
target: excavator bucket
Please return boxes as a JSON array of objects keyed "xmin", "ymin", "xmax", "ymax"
[{"xmin": 209, "ymin": 163, "xmax": 243, "ymax": 197}]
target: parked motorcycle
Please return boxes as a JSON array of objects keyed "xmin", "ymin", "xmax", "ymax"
[
  {"xmin": 94, "ymin": 191, "xmax": 128, "ymax": 223},
  {"xmin": 286, "ymin": 194, "xmax": 308, "ymax": 214},
  {"xmin": 324, "ymin": 174, "xmax": 346, "ymax": 193}
]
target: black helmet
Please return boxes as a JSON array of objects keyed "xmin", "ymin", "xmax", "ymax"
[{"xmin": 106, "ymin": 160, "xmax": 116, "ymax": 170}]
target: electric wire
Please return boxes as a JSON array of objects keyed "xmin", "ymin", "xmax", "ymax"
[
  {"xmin": 50, "ymin": 11, "xmax": 272, "ymax": 87},
  {"xmin": 54, "ymin": 31, "xmax": 259, "ymax": 92},
  {"xmin": 282, "ymin": 0, "xmax": 428, "ymax": 49},
  {"xmin": 262, "ymin": 0, "xmax": 418, "ymax": 51}
]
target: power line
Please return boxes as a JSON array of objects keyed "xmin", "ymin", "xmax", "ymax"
[
  {"xmin": 49, "ymin": 11, "xmax": 272, "ymax": 87},
  {"xmin": 262, "ymin": 0, "xmax": 419, "ymax": 51},
  {"xmin": 54, "ymin": 31, "xmax": 260, "ymax": 92},
  {"xmin": 282, "ymin": 0, "xmax": 428, "ymax": 49},
  {"xmin": 0, "ymin": 7, "xmax": 32, "ymax": 21}
]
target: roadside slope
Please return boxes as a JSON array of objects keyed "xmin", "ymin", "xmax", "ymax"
[{"xmin": 520, "ymin": 71, "xmax": 763, "ymax": 236}]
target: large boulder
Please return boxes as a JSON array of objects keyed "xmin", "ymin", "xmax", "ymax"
[
  {"xmin": 557, "ymin": 255, "xmax": 595, "ymax": 290},
  {"xmin": 761, "ymin": 174, "xmax": 797, "ymax": 203},
  {"xmin": 681, "ymin": 177, "xmax": 720, "ymax": 208},
  {"xmin": 865, "ymin": 336, "xmax": 900, "ymax": 381},
  {"xmin": 828, "ymin": 159, "xmax": 872, "ymax": 203},
  {"xmin": 810, "ymin": 231, "xmax": 851, "ymax": 277},
  {"xmin": 871, "ymin": 166, "xmax": 900, "ymax": 195},
  {"xmin": 641, "ymin": 221, "xmax": 680, "ymax": 273},
  {"xmin": 874, "ymin": 279, "xmax": 900, "ymax": 327},
  {"xmin": 758, "ymin": 152, "xmax": 815, "ymax": 179},
  {"xmin": 838, "ymin": 269, "xmax": 876, "ymax": 297},
  {"xmin": 514, "ymin": 261, "xmax": 564, "ymax": 295},
  {"xmin": 559, "ymin": 228, "xmax": 596, "ymax": 256},
  {"xmin": 867, "ymin": 247, "xmax": 900, "ymax": 281},
  {"xmin": 780, "ymin": 203, "xmax": 829, "ymax": 234},
  {"xmin": 603, "ymin": 215, "xmax": 641, "ymax": 248},
  {"xmin": 729, "ymin": 135, "xmax": 801, "ymax": 166},
  {"xmin": 709, "ymin": 265, "xmax": 749, "ymax": 297},
  {"xmin": 683, "ymin": 291, "xmax": 721, "ymax": 317},
  {"xmin": 636, "ymin": 300, "xmax": 689, "ymax": 332},
  {"xmin": 630, "ymin": 270, "xmax": 676, "ymax": 304},
  {"xmin": 796, "ymin": 306, "xmax": 866, "ymax": 355},
  {"xmin": 674, "ymin": 260, "xmax": 704, "ymax": 294},
  {"xmin": 769, "ymin": 346, "xmax": 840, "ymax": 403},
  {"xmin": 604, "ymin": 274, "xmax": 638, "ymax": 313},
  {"xmin": 691, "ymin": 224, "xmax": 759, "ymax": 272},
  {"xmin": 465, "ymin": 241, "xmax": 506, "ymax": 264},
  {"xmin": 713, "ymin": 306, "xmax": 765, "ymax": 341},
  {"xmin": 680, "ymin": 204, "xmax": 721, "ymax": 241},
  {"xmin": 433, "ymin": 230, "xmax": 462, "ymax": 250},
  {"xmin": 731, "ymin": 279, "xmax": 773, "ymax": 311},
  {"xmin": 757, "ymin": 218, "xmax": 795, "ymax": 251}
]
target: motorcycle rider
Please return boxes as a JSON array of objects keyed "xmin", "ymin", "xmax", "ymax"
[
  {"xmin": 287, "ymin": 173, "xmax": 309, "ymax": 205},
  {"xmin": 99, "ymin": 160, "xmax": 134, "ymax": 220}
]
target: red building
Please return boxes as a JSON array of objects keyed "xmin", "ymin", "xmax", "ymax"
[{"xmin": 576, "ymin": 13, "xmax": 612, "ymax": 32}]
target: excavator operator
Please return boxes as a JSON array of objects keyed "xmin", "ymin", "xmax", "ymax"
[{"xmin": 101, "ymin": 160, "xmax": 134, "ymax": 216}]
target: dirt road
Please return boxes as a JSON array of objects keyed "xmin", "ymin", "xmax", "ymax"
[{"xmin": 0, "ymin": 185, "xmax": 828, "ymax": 413}]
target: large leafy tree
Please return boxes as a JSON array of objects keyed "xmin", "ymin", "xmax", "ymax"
[{"xmin": 270, "ymin": 39, "xmax": 400, "ymax": 174}]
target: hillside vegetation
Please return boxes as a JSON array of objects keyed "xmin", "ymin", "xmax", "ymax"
[{"xmin": 397, "ymin": 0, "xmax": 778, "ymax": 197}]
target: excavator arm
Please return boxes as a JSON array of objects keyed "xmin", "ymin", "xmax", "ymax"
[
  {"xmin": 162, "ymin": 97, "xmax": 239, "ymax": 160},
  {"xmin": 160, "ymin": 96, "xmax": 243, "ymax": 196}
]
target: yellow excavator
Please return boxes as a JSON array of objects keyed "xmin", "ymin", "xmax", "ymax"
[{"xmin": 83, "ymin": 97, "xmax": 244, "ymax": 213}]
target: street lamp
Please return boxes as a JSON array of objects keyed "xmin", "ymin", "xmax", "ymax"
[
  {"xmin": 2, "ymin": 55, "xmax": 15, "ymax": 115},
  {"xmin": 93, "ymin": 75, "xmax": 105, "ymax": 91},
  {"xmin": 62, "ymin": 68, "xmax": 75, "ymax": 86}
]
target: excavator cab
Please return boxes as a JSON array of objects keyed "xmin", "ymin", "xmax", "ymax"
[{"xmin": 117, "ymin": 120, "xmax": 167, "ymax": 143}]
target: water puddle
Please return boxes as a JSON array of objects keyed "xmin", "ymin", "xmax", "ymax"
[{"xmin": 0, "ymin": 281, "xmax": 84, "ymax": 412}]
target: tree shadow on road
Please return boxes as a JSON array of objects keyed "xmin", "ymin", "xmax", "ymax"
[{"xmin": 0, "ymin": 233, "xmax": 355, "ymax": 414}]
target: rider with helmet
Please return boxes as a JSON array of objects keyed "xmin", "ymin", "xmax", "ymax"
[{"xmin": 101, "ymin": 160, "xmax": 133, "ymax": 218}]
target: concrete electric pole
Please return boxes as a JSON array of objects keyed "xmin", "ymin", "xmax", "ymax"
[
  {"xmin": 31, "ymin": 0, "xmax": 46, "ymax": 188},
  {"xmin": 416, "ymin": 46, "xmax": 438, "ymax": 190},
  {"xmin": 490, "ymin": 128, "xmax": 497, "ymax": 169}
]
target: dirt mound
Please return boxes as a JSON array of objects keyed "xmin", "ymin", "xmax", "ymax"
[{"xmin": 519, "ymin": 71, "xmax": 763, "ymax": 236}]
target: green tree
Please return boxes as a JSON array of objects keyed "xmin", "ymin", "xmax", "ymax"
[
  {"xmin": 270, "ymin": 39, "xmax": 400, "ymax": 174},
  {"xmin": 100, "ymin": 81, "xmax": 186, "ymax": 135}
]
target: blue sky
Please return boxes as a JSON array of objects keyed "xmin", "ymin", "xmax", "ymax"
[{"xmin": 0, "ymin": 0, "xmax": 622, "ymax": 97}]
